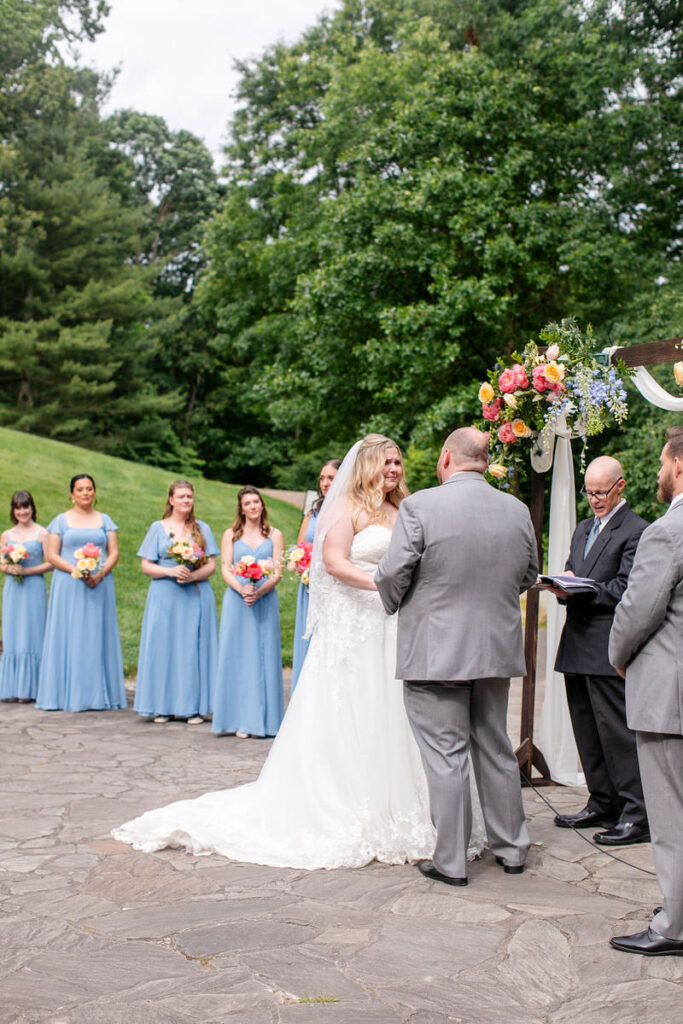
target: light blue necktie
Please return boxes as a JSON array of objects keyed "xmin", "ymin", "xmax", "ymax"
[{"xmin": 583, "ymin": 517, "xmax": 601, "ymax": 558}]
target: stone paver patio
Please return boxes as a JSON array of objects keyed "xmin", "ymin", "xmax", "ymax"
[{"xmin": 1, "ymin": 677, "xmax": 681, "ymax": 1023}]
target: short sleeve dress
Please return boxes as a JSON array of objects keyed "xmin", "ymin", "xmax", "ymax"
[
  {"xmin": 36, "ymin": 513, "xmax": 126, "ymax": 711},
  {"xmin": 133, "ymin": 520, "xmax": 219, "ymax": 719},
  {"xmin": 212, "ymin": 535, "xmax": 284, "ymax": 736},
  {"xmin": 0, "ymin": 534, "xmax": 48, "ymax": 700},
  {"xmin": 290, "ymin": 510, "xmax": 318, "ymax": 692}
]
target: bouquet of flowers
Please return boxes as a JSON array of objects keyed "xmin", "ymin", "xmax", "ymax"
[
  {"xmin": 233, "ymin": 554, "xmax": 275, "ymax": 586},
  {"xmin": 479, "ymin": 319, "xmax": 630, "ymax": 480},
  {"xmin": 71, "ymin": 543, "xmax": 101, "ymax": 580},
  {"xmin": 167, "ymin": 536, "xmax": 205, "ymax": 568},
  {"xmin": 285, "ymin": 541, "xmax": 313, "ymax": 586},
  {"xmin": 1, "ymin": 542, "xmax": 30, "ymax": 583}
]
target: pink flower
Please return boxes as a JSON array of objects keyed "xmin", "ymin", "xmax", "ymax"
[
  {"xmin": 511, "ymin": 363, "xmax": 529, "ymax": 389},
  {"xmin": 81, "ymin": 542, "xmax": 100, "ymax": 559},
  {"xmin": 498, "ymin": 368, "xmax": 517, "ymax": 393},
  {"xmin": 497, "ymin": 421, "xmax": 518, "ymax": 444},
  {"xmin": 482, "ymin": 398, "xmax": 503, "ymax": 422},
  {"xmin": 532, "ymin": 365, "xmax": 549, "ymax": 393}
]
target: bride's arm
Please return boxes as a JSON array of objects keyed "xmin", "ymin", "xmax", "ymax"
[{"xmin": 323, "ymin": 517, "xmax": 377, "ymax": 591}]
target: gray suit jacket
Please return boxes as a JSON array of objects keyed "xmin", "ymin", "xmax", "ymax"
[
  {"xmin": 609, "ymin": 500, "xmax": 683, "ymax": 735},
  {"xmin": 375, "ymin": 472, "xmax": 538, "ymax": 681}
]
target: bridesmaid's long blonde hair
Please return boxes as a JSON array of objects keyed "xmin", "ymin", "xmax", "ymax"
[
  {"xmin": 163, "ymin": 480, "xmax": 207, "ymax": 557},
  {"xmin": 347, "ymin": 434, "xmax": 408, "ymax": 524}
]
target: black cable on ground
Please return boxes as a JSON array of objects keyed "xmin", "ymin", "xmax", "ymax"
[{"xmin": 520, "ymin": 766, "xmax": 657, "ymax": 878}]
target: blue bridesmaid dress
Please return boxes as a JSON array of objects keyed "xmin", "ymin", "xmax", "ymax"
[
  {"xmin": 0, "ymin": 537, "xmax": 47, "ymax": 700},
  {"xmin": 36, "ymin": 513, "xmax": 126, "ymax": 712},
  {"xmin": 212, "ymin": 536, "xmax": 284, "ymax": 736},
  {"xmin": 291, "ymin": 510, "xmax": 318, "ymax": 692},
  {"xmin": 134, "ymin": 520, "xmax": 219, "ymax": 719}
]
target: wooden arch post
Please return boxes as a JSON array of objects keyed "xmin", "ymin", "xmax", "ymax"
[{"xmin": 515, "ymin": 335, "xmax": 682, "ymax": 785}]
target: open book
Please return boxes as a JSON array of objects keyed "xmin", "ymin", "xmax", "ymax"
[{"xmin": 535, "ymin": 574, "xmax": 599, "ymax": 595}]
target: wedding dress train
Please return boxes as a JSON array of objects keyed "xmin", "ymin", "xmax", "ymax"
[{"xmin": 114, "ymin": 525, "xmax": 486, "ymax": 869}]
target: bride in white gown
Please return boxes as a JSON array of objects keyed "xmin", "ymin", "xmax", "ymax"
[{"xmin": 114, "ymin": 435, "xmax": 486, "ymax": 869}]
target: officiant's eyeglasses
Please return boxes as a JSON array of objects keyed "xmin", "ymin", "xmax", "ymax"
[{"xmin": 580, "ymin": 477, "xmax": 623, "ymax": 500}]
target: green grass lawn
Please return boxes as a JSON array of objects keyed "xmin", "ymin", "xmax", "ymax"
[{"xmin": 0, "ymin": 428, "xmax": 304, "ymax": 674}]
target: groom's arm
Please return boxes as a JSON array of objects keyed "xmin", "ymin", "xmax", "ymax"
[{"xmin": 375, "ymin": 499, "xmax": 424, "ymax": 615}]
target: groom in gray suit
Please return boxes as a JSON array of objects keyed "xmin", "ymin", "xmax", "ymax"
[
  {"xmin": 609, "ymin": 427, "xmax": 683, "ymax": 956},
  {"xmin": 375, "ymin": 428, "xmax": 538, "ymax": 885}
]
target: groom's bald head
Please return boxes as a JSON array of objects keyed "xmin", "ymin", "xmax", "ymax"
[{"xmin": 438, "ymin": 428, "xmax": 489, "ymax": 482}]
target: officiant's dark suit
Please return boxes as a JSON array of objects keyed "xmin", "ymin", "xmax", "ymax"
[{"xmin": 554, "ymin": 456, "xmax": 649, "ymax": 844}]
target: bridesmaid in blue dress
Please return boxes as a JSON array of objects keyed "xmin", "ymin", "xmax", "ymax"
[
  {"xmin": 37, "ymin": 474, "xmax": 126, "ymax": 712},
  {"xmin": 291, "ymin": 459, "xmax": 341, "ymax": 692},
  {"xmin": 0, "ymin": 490, "xmax": 52, "ymax": 702},
  {"xmin": 135, "ymin": 480, "xmax": 219, "ymax": 724},
  {"xmin": 213, "ymin": 486, "xmax": 284, "ymax": 737}
]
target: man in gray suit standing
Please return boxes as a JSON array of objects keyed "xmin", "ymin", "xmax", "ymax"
[
  {"xmin": 375, "ymin": 428, "xmax": 538, "ymax": 886},
  {"xmin": 609, "ymin": 427, "xmax": 683, "ymax": 956}
]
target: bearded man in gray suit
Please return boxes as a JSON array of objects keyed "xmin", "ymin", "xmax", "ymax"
[
  {"xmin": 375, "ymin": 428, "xmax": 538, "ymax": 886},
  {"xmin": 609, "ymin": 427, "xmax": 683, "ymax": 957}
]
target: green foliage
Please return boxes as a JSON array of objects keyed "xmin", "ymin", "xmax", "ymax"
[
  {"xmin": 197, "ymin": 0, "xmax": 683, "ymax": 482},
  {"xmin": 0, "ymin": 428, "xmax": 303, "ymax": 672}
]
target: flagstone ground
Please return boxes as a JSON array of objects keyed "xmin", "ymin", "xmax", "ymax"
[{"xmin": 1, "ymin": 669, "xmax": 680, "ymax": 1023}]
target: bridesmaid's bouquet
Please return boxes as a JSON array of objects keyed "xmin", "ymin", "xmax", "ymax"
[
  {"xmin": 233, "ymin": 555, "xmax": 275, "ymax": 586},
  {"xmin": 1, "ymin": 542, "xmax": 30, "ymax": 583},
  {"xmin": 168, "ymin": 536, "xmax": 205, "ymax": 569},
  {"xmin": 285, "ymin": 542, "xmax": 313, "ymax": 586},
  {"xmin": 71, "ymin": 543, "xmax": 101, "ymax": 580}
]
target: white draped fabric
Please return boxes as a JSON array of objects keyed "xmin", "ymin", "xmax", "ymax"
[{"xmin": 533, "ymin": 359, "xmax": 682, "ymax": 784}]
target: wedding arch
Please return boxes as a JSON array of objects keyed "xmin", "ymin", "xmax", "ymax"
[{"xmin": 480, "ymin": 329, "xmax": 683, "ymax": 785}]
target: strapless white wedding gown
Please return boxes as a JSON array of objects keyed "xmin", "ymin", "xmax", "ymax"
[{"xmin": 114, "ymin": 525, "xmax": 486, "ymax": 869}]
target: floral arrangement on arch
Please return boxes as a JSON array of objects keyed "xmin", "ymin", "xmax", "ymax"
[{"xmin": 478, "ymin": 319, "xmax": 631, "ymax": 481}]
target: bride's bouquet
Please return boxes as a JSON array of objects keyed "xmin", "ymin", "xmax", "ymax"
[
  {"xmin": 1, "ymin": 541, "xmax": 30, "ymax": 583},
  {"xmin": 167, "ymin": 536, "xmax": 205, "ymax": 569},
  {"xmin": 233, "ymin": 554, "xmax": 275, "ymax": 586},
  {"xmin": 285, "ymin": 541, "xmax": 313, "ymax": 586},
  {"xmin": 71, "ymin": 543, "xmax": 101, "ymax": 579}
]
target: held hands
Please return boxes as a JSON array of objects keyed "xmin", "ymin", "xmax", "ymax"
[
  {"xmin": 0, "ymin": 563, "xmax": 23, "ymax": 576},
  {"xmin": 242, "ymin": 583, "xmax": 259, "ymax": 606},
  {"xmin": 168, "ymin": 565, "xmax": 192, "ymax": 584},
  {"xmin": 84, "ymin": 572, "xmax": 103, "ymax": 588}
]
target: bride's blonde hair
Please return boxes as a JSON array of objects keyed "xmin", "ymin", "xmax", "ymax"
[{"xmin": 347, "ymin": 433, "xmax": 409, "ymax": 523}]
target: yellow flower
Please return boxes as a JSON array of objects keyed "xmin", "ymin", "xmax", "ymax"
[
  {"xmin": 240, "ymin": 555, "xmax": 255, "ymax": 566},
  {"xmin": 543, "ymin": 362, "xmax": 565, "ymax": 384},
  {"xmin": 489, "ymin": 463, "xmax": 507, "ymax": 479},
  {"xmin": 674, "ymin": 361, "xmax": 683, "ymax": 387},
  {"xmin": 478, "ymin": 382, "xmax": 495, "ymax": 404},
  {"xmin": 503, "ymin": 393, "xmax": 518, "ymax": 409},
  {"xmin": 512, "ymin": 418, "xmax": 533, "ymax": 438}
]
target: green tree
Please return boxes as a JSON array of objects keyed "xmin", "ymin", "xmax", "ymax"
[{"xmin": 199, "ymin": 0, "xmax": 683, "ymax": 484}]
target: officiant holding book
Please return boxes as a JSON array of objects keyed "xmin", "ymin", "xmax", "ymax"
[{"xmin": 551, "ymin": 456, "xmax": 650, "ymax": 846}]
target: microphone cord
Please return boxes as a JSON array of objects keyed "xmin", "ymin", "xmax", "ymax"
[{"xmin": 520, "ymin": 767, "xmax": 657, "ymax": 878}]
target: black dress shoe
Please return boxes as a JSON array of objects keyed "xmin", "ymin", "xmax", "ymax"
[
  {"xmin": 418, "ymin": 860, "xmax": 467, "ymax": 887},
  {"xmin": 554, "ymin": 807, "xmax": 618, "ymax": 830},
  {"xmin": 610, "ymin": 927, "xmax": 683, "ymax": 956},
  {"xmin": 495, "ymin": 856, "xmax": 524, "ymax": 874},
  {"xmin": 593, "ymin": 822, "xmax": 650, "ymax": 846}
]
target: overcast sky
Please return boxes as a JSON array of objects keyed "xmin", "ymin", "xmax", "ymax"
[{"xmin": 80, "ymin": 0, "xmax": 337, "ymax": 164}]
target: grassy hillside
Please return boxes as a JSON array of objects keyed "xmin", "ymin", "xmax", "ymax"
[{"xmin": 0, "ymin": 428, "xmax": 304, "ymax": 674}]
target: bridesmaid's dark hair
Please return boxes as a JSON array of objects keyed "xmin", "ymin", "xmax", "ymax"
[
  {"xmin": 70, "ymin": 473, "xmax": 96, "ymax": 492},
  {"xmin": 162, "ymin": 480, "xmax": 207, "ymax": 557},
  {"xmin": 311, "ymin": 459, "xmax": 342, "ymax": 516},
  {"xmin": 10, "ymin": 490, "xmax": 37, "ymax": 524},
  {"xmin": 231, "ymin": 486, "xmax": 271, "ymax": 540}
]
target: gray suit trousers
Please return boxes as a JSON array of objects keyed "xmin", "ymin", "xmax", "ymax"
[
  {"xmin": 636, "ymin": 731, "xmax": 683, "ymax": 940},
  {"xmin": 403, "ymin": 678, "xmax": 529, "ymax": 878}
]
